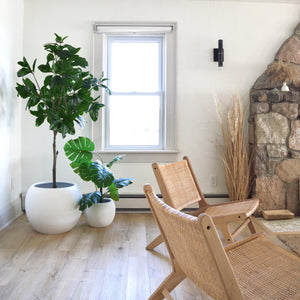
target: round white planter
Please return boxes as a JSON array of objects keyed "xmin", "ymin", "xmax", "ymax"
[
  {"xmin": 25, "ymin": 182, "xmax": 82, "ymax": 234},
  {"xmin": 84, "ymin": 198, "xmax": 116, "ymax": 227}
]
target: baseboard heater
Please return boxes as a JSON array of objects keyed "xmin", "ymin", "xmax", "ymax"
[{"xmin": 20, "ymin": 193, "xmax": 229, "ymax": 212}]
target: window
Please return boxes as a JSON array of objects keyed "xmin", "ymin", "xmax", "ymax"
[{"xmin": 93, "ymin": 23, "xmax": 177, "ymax": 160}]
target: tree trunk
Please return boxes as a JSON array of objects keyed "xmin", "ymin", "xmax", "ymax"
[{"xmin": 52, "ymin": 130, "xmax": 58, "ymax": 188}]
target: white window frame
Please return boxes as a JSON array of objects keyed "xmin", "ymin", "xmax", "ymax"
[{"xmin": 92, "ymin": 23, "xmax": 179, "ymax": 162}]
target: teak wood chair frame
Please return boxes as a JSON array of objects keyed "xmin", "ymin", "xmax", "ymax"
[
  {"xmin": 144, "ymin": 184, "xmax": 300, "ymax": 300},
  {"xmin": 146, "ymin": 156, "xmax": 259, "ymax": 250}
]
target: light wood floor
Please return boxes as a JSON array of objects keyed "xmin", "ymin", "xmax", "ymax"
[{"xmin": 0, "ymin": 213, "xmax": 294, "ymax": 300}]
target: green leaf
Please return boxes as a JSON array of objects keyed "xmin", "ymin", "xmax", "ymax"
[
  {"xmin": 72, "ymin": 55, "xmax": 88, "ymax": 68},
  {"xmin": 36, "ymin": 115, "xmax": 46, "ymax": 127},
  {"xmin": 78, "ymin": 161, "xmax": 92, "ymax": 181},
  {"xmin": 59, "ymin": 121, "xmax": 75, "ymax": 138},
  {"xmin": 44, "ymin": 75, "xmax": 52, "ymax": 86},
  {"xmin": 113, "ymin": 178, "xmax": 134, "ymax": 189},
  {"xmin": 17, "ymin": 68, "xmax": 31, "ymax": 77},
  {"xmin": 44, "ymin": 43, "xmax": 57, "ymax": 53},
  {"xmin": 63, "ymin": 137, "xmax": 94, "ymax": 164},
  {"xmin": 32, "ymin": 59, "xmax": 37, "ymax": 72},
  {"xmin": 55, "ymin": 33, "xmax": 68, "ymax": 43},
  {"xmin": 17, "ymin": 57, "xmax": 30, "ymax": 68},
  {"xmin": 55, "ymin": 49, "xmax": 70, "ymax": 59},
  {"xmin": 78, "ymin": 191, "xmax": 102, "ymax": 211},
  {"xmin": 47, "ymin": 53, "xmax": 55, "ymax": 62},
  {"xmin": 108, "ymin": 183, "xmax": 119, "ymax": 201},
  {"xmin": 23, "ymin": 78, "xmax": 37, "ymax": 93},
  {"xmin": 38, "ymin": 63, "xmax": 51, "ymax": 73},
  {"xmin": 89, "ymin": 162, "xmax": 114, "ymax": 189},
  {"xmin": 69, "ymin": 162, "xmax": 80, "ymax": 174},
  {"xmin": 64, "ymin": 44, "xmax": 80, "ymax": 55},
  {"xmin": 49, "ymin": 120, "xmax": 61, "ymax": 131},
  {"xmin": 16, "ymin": 84, "xmax": 31, "ymax": 98},
  {"xmin": 89, "ymin": 102, "xmax": 104, "ymax": 121},
  {"xmin": 106, "ymin": 155, "xmax": 125, "ymax": 169},
  {"xmin": 26, "ymin": 96, "xmax": 40, "ymax": 109}
]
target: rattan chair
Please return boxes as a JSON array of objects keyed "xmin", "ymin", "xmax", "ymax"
[
  {"xmin": 146, "ymin": 156, "xmax": 259, "ymax": 249},
  {"xmin": 144, "ymin": 184, "xmax": 300, "ymax": 300}
]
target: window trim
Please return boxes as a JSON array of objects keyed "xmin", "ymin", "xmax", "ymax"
[{"xmin": 92, "ymin": 22, "xmax": 178, "ymax": 162}]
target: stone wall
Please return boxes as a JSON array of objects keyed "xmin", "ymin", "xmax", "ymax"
[{"xmin": 249, "ymin": 23, "xmax": 300, "ymax": 216}]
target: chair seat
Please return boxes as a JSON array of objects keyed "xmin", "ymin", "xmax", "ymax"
[
  {"xmin": 227, "ymin": 235, "xmax": 300, "ymax": 300},
  {"xmin": 205, "ymin": 199, "xmax": 259, "ymax": 219}
]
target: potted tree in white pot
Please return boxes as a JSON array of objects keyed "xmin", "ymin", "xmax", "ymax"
[
  {"xmin": 64, "ymin": 137, "xmax": 134, "ymax": 227},
  {"xmin": 16, "ymin": 34, "xmax": 110, "ymax": 234}
]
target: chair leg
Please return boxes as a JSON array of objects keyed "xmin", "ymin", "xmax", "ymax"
[
  {"xmin": 148, "ymin": 268, "xmax": 186, "ymax": 300},
  {"xmin": 218, "ymin": 223, "xmax": 234, "ymax": 244},
  {"xmin": 146, "ymin": 234, "xmax": 164, "ymax": 250},
  {"xmin": 248, "ymin": 217, "xmax": 257, "ymax": 234}
]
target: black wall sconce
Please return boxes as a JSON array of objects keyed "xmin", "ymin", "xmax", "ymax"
[{"xmin": 213, "ymin": 39, "xmax": 224, "ymax": 68}]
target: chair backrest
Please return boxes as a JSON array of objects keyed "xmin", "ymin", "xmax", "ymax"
[
  {"xmin": 152, "ymin": 156, "xmax": 207, "ymax": 210},
  {"xmin": 144, "ymin": 184, "xmax": 243, "ymax": 300}
]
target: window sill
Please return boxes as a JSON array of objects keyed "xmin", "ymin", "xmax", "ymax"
[{"xmin": 96, "ymin": 149, "xmax": 181, "ymax": 163}]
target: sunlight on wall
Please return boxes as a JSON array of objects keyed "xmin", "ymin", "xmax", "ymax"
[{"xmin": 0, "ymin": 0, "xmax": 23, "ymax": 228}]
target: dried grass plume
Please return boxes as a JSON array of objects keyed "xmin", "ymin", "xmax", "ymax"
[
  {"xmin": 215, "ymin": 95, "xmax": 253, "ymax": 201},
  {"xmin": 266, "ymin": 60, "xmax": 300, "ymax": 85}
]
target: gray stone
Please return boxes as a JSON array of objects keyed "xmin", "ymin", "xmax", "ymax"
[
  {"xmin": 267, "ymin": 90, "xmax": 282, "ymax": 103},
  {"xmin": 250, "ymin": 91, "xmax": 268, "ymax": 102},
  {"xmin": 289, "ymin": 120, "xmax": 300, "ymax": 150},
  {"xmin": 250, "ymin": 103, "xmax": 269, "ymax": 115},
  {"xmin": 255, "ymin": 175, "xmax": 286, "ymax": 210},
  {"xmin": 252, "ymin": 72, "xmax": 278, "ymax": 90},
  {"xmin": 249, "ymin": 124, "xmax": 254, "ymax": 144},
  {"xmin": 254, "ymin": 146, "xmax": 267, "ymax": 176},
  {"xmin": 275, "ymin": 35, "xmax": 300, "ymax": 65},
  {"xmin": 286, "ymin": 179, "xmax": 299, "ymax": 215},
  {"xmin": 272, "ymin": 103, "xmax": 298, "ymax": 119},
  {"xmin": 276, "ymin": 159, "xmax": 300, "ymax": 183},
  {"xmin": 283, "ymin": 91, "xmax": 300, "ymax": 102},
  {"xmin": 291, "ymin": 151, "xmax": 300, "ymax": 159},
  {"xmin": 267, "ymin": 159, "xmax": 281, "ymax": 174},
  {"xmin": 254, "ymin": 112, "xmax": 289, "ymax": 144},
  {"xmin": 266, "ymin": 145, "xmax": 288, "ymax": 158}
]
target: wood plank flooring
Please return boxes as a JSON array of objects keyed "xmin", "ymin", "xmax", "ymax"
[
  {"xmin": 0, "ymin": 213, "xmax": 294, "ymax": 300},
  {"xmin": 0, "ymin": 213, "xmax": 211, "ymax": 300}
]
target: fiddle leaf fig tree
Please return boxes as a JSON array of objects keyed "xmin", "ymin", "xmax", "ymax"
[
  {"xmin": 64, "ymin": 137, "xmax": 134, "ymax": 211},
  {"xmin": 16, "ymin": 34, "xmax": 110, "ymax": 188}
]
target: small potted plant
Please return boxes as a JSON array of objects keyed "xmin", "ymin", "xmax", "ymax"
[
  {"xmin": 64, "ymin": 137, "xmax": 134, "ymax": 227},
  {"xmin": 16, "ymin": 34, "xmax": 110, "ymax": 234}
]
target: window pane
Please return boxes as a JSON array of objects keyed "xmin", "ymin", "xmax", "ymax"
[
  {"xmin": 108, "ymin": 95, "xmax": 160, "ymax": 146},
  {"xmin": 109, "ymin": 39, "xmax": 161, "ymax": 92}
]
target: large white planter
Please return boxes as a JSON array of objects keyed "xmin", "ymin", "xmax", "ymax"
[
  {"xmin": 84, "ymin": 198, "xmax": 116, "ymax": 227},
  {"xmin": 25, "ymin": 182, "xmax": 82, "ymax": 234}
]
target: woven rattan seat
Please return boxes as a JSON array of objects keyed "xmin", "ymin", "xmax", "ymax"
[
  {"xmin": 144, "ymin": 184, "xmax": 300, "ymax": 300},
  {"xmin": 146, "ymin": 157, "xmax": 259, "ymax": 249}
]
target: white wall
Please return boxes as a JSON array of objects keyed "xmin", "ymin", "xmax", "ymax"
[
  {"xmin": 0, "ymin": 0, "xmax": 23, "ymax": 228},
  {"xmin": 22, "ymin": 0, "xmax": 300, "ymax": 203}
]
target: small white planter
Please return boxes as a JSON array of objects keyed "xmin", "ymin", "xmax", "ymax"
[
  {"xmin": 84, "ymin": 198, "xmax": 116, "ymax": 227},
  {"xmin": 25, "ymin": 182, "xmax": 82, "ymax": 234}
]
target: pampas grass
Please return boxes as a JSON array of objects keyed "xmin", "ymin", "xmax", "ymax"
[
  {"xmin": 266, "ymin": 60, "xmax": 300, "ymax": 85},
  {"xmin": 216, "ymin": 96, "xmax": 253, "ymax": 201}
]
